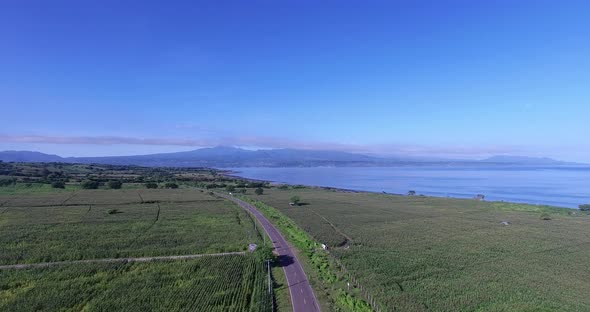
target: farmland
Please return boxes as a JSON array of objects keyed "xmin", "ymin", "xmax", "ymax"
[
  {"xmin": 248, "ymin": 187, "xmax": 590, "ymax": 311},
  {"xmin": 0, "ymin": 163, "xmax": 276, "ymax": 311},
  {"xmin": 0, "ymin": 254, "xmax": 271, "ymax": 312},
  {"xmin": 0, "ymin": 189, "xmax": 263, "ymax": 264}
]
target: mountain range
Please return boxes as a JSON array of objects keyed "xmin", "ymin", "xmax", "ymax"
[{"xmin": 0, "ymin": 147, "xmax": 579, "ymax": 167}]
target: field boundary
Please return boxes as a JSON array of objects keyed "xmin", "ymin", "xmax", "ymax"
[{"xmin": 0, "ymin": 251, "xmax": 246, "ymax": 270}]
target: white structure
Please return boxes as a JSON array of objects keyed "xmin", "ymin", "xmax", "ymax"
[{"xmin": 321, "ymin": 243, "xmax": 328, "ymax": 250}]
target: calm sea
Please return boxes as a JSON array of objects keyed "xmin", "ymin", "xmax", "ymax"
[{"xmin": 229, "ymin": 166, "xmax": 590, "ymax": 208}]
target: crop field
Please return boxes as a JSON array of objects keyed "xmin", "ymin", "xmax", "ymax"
[
  {"xmin": 250, "ymin": 187, "xmax": 590, "ymax": 311},
  {"xmin": 0, "ymin": 189, "xmax": 262, "ymax": 264},
  {"xmin": 0, "ymin": 254, "xmax": 272, "ymax": 312}
]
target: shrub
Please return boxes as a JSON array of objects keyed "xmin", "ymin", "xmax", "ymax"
[
  {"xmin": 290, "ymin": 195, "xmax": 301, "ymax": 206},
  {"xmin": 51, "ymin": 181, "xmax": 65, "ymax": 189},
  {"xmin": 0, "ymin": 177, "xmax": 16, "ymax": 187},
  {"xmin": 408, "ymin": 190, "xmax": 416, "ymax": 196},
  {"xmin": 164, "ymin": 182, "xmax": 178, "ymax": 189},
  {"xmin": 81, "ymin": 180, "xmax": 99, "ymax": 189},
  {"xmin": 255, "ymin": 187, "xmax": 264, "ymax": 195},
  {"xmin": 107, "ymin": 209, "xmax": 120, "ymax": 215},
  {"xmin": 226, "ymin": 185, "xmax": 236, "ymax": 192},
  {"xmin": 107, "ymin": 181, "xmax": 122, "ymax": 189},
  {"xmin": 540, "ymin": 212, "xmax": 551, "ymax": 220},
  {"xmin": 145, "ymin": 182, "xmax": 159, "ymax": 189},
  {"xmin": 579, "ymin": 204, "xmax": 590, "ymax": 211}
]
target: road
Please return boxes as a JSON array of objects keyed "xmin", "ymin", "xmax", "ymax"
[
  {"xmin": 0, "ymin": 251, "xmax": 246, "ymax": 270},
  {"xmin": 221, "ymin": 194, "xmax": 321, "ymax": 312}
]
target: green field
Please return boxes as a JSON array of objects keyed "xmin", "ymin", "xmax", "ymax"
[
  {"xmin": 249, "ymin": 187, "xmax": 590, "ymax": 311},
  {"xmin": 0, "ymin": 189, "xmax": 262, "ymax": 265},
  {"xmin": 0, "ymin": 255, "xmax": 271, "ymax": 312}
]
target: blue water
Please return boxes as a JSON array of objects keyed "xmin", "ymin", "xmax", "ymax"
[{"xmin": 229, "ymin": 166, "xmax": 590, "ymax": 208}]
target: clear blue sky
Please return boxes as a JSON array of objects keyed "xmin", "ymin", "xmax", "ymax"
[{"xmin": 1, "ymin": 1, "xmax": 588, "ymax": 161}]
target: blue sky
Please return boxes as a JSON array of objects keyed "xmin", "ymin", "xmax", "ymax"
[{"xmin": 1, "ymin": 1, "xmax": 589, "ymax": 161}]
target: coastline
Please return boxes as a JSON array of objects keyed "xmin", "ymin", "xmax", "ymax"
[{"xmin": 222, "ymin": 171, "xmax": 575, "ymax": 210}]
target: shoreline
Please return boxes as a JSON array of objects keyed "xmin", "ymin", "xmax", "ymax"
[{"xmin": 223, "ymin": 170, "xmax": 577, "ymax": 210}]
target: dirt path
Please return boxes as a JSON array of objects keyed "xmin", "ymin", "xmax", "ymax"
[
  {"xmin": 308, "ymin": 208, "xmax": 352, "ymax": 247},
  {"xmin": 0, "ymin": 251, "xmax": 246, "ymax": 270}
]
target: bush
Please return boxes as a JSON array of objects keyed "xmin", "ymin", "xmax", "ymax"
[
  {"xmin": 579, "ymin": 204, "xmax": 590, "ymax": 211},
  {"xmin": 145, "ymin": 182, "xmax": 158, "ymax": 189},
  {"xmin": 81, "ymin": 180, "xmax": 99, "ymax": 189},
  {"xmin": 540, "ymin": 212, "xmax": 551, "ymax": 220},
  {"xmin": 290, "ymin": 195, "xmax": 301, "ymax": 206},
  {"xmin": 51, "ymin": 181, "xmax": 65, "ymax": 189},
  {"xmin": 226, "ymin": 185, "xmax": 236, "ymax": 192},
  {"xmin": 107, "ymin": 181, "xmax": 122, "ymax": 189},
  {"xmin": 0, "ymin": 177, "xmax": 16, "ymax": 187},
  {"xmin": 278, "ymin": 185, "xmax": 289, "ymax": 190},
  {"xmin": 164, "ymin": 182, "xmax": 178, "ymax": 189},
  {"xmin": 255, "ymin": 187, "xmax": 264, "ymax": 195},
  {"xmin": 107, "ymin": 209, "xmax": 120, "ymax": 215},
  {"xmin": 408, "ymin": 190, "xmax": 416, "ymax": 196}
]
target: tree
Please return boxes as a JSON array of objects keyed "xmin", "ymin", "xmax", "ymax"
[
  {"xmin": 290, "ymin": 195, "xmax": 301, "ymax": 206},
  {"xmin": 107, "ymin": 180, "xmax": 123, "ymax": 189},
  {"xmin": 81, "ymin": 180, "xmax": 99, "ymax": 189},
  {"xmin": 145, "ymin": 182, "xmax": 159, "ymax": 189},
  {"xmin": 407, "ymin": 190, "xmax": 416, "ymax": 196},
  {"xmin": 579, "ymin": 204, "xmax": 590, "ymax": 211},
  {"xmin": 164, "ymin": 182, "xmax": 179, "ymax": 189},
  {"xmin": 226, "ymin": 185, "xmax": 236, "ymax": 192},
  {"xmin": 255, "ymin": 187, "xmax": 264, "ymax": 195},
  {"xmin": 51, "ymin": 181, "xmax": 65, "ymax": 189}
]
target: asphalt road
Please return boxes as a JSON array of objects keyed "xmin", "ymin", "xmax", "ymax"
[{"xmin": 222, "ymin": 194, "xmax": 321, "ymax": 312}]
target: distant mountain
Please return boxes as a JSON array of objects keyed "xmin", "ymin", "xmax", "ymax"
[
  {"xmin": 71, "ymin": 146, "xmax": 380, "ymax": 167},
  {"xmin": 0, "ymin": 148, "xmax": 581, "ymax": 168},
  {"xmin": 481, "ymin": 155, "xmax": 571, "ymax": 165},
  {"xmin": 0, "ymin": 151, "xmax": 64, "ymax": 163}
]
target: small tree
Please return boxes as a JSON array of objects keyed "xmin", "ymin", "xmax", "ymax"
[
  {"xmin": 145, "ymin": 182, "xmax": 159, "ymax": 189},
  {"xmin": 51, "ymin": 181, "xmax": 65, "ymax": 189},
  {"xmin": 165, "ymin": 182, "xmax": 179, "ymax": 189},
  {"xmin": 107, "ymin": 180, "xmax": 122, "ymax": 189},
  {"xmin": 255, "ymin": 187, "xmax": 264, "ymax": 195},
  {"xmin": 81, "ymin": 180, "xmax": 99, "ymax": 189},
  {"xmin": 407, "ymin": 190, "xmax": 416, "ymax": 196},
  {"xmin": 290, "ymin": 195, "xmax": 301, "ymax": 206}
]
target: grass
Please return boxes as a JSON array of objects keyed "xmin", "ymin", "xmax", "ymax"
[
  {"xmin": 0, "ymin": 254, "xmax": 272, "ymax": 312},
  {"xmin": 249, "ymin": 187, "xmax": 590, "ymax": 311},
  {"xmin": 0, "ymin": 189, "xmax": 262, "ymax": 265}
]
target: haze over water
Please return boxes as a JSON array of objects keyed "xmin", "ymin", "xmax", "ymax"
[{"xmin": 231, "ymin": 166, "xmax": 590, "ymax": 209}]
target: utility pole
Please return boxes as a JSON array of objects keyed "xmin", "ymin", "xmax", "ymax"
[{"xmin": 267, "ymin": 259, "xmax": 271, "ymax": 295}]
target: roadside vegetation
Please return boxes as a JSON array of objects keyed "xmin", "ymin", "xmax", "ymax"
[{"xmin": 238, "ymin": 195, "xmax": 373, "ymax": 312}]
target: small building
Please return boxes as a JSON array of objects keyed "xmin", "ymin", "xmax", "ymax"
[{"xmin": 475, "ymin": 194, "xmax": 485, "ymax": 201}]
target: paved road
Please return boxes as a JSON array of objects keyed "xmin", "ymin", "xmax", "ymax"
[
  {"xmin": 0, "ymin": 251, "xmax": 246, "ymax": 270},
  {"xmin": 221, "ymin": 194, "xmax": 321, "ymax": 312}
]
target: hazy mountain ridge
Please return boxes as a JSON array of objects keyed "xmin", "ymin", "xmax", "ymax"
[{"xmin": 0, "ymin": 147, "xmax": 581, "ymax": 167}]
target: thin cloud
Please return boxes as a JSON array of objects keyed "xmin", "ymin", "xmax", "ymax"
[{"xmin": 0, "ymin": 134, "xmax": 523, "ymax": 159}]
